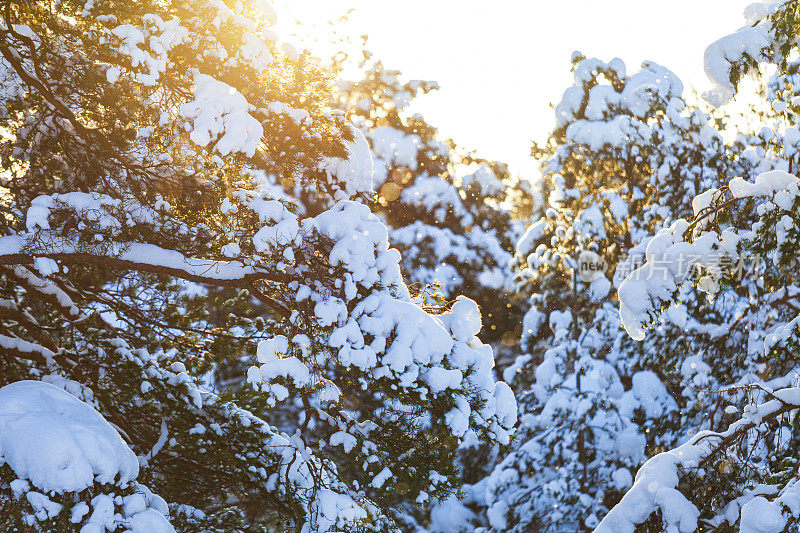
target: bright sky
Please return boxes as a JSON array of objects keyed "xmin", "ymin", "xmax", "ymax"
[{"xmin": 278, "ymin": 0, "xmax": 755, "ymax": 175}]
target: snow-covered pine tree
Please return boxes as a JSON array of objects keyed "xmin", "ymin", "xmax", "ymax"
[
  {"xmin": 333, "ymin": 56, "xmax": 526, "ymax": 346},
  {"xmin": 476, "ymin": 53, "xmax": 739, "ymax": 531},
  {"xmin": 320, "ymin": 53, "xmax": 527, "ymax": 531},
  {"xmin": 598, "ymin": 169, "xmax": 800, "ymax": 532},
  {"xmin": 598, "ymin": 4, "xmax": 800, "ymax": 530},
  {"xmin": 0, "ymin": 0, "xmax": 517, "ymax": 531}
]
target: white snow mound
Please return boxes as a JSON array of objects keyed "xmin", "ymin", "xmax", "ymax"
[
  {"xmin": 321, "ymin": 126, "xmax": 375, "ymax": 199},
  {"xmin": 0, "ymin": 380, "xmax": 139, "ymax": 493}
]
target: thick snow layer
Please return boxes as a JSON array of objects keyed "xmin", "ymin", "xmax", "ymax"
[
  {"xmin": 620, "ymin": 371, "xmax": 677, "ymax": 419},
  {"xmin": 238, "ymin": 31, "xmax": 273, "ymax": 72},
  {"xmin": 619, "ymin": 171, "xmax": 800, "ymax": 340},
  {"xmin": 728, "ymin": 169, "xmax": 799, "ymax": 198},
  {"xmin": 551, "ymin": 58, "xmax": 688, "ymax": 181},
  {"xmin": 703, "ymin": 23, "xmax": 772, "ymax": 106},
  {"xmin": 247, "ymin": 335, "xmax": 312, "ymax": 393},
  {"xmin": 739, "ymin": 496, "xmax": 787, "ymax": 532},
  {"xmin": 6, "ymin": 191, "xmax": 265, "ymax": 282},
  {"xmin": 691, "ymin": 187, "xmax": 721, "ymax": 217},
  {"xmin": 744, "ymin": 1, "xmax": 789, "ymax": 24},
  {"xmin": 314, "ymin": 489, "xmax": 368, "ymax": 531},
  {"xmin": 0, "ymin": 333, "xmax": 55, "ymax": 363},
  {"xmin": 0, "ymin": 381, "xmax": 139, "ymax": 493},
  {"xmin": 180, "ymin": 73, "xmax": 263, "ymax": 157},
  {"xmin": 557, "ymin": 58, "xmax": 683, "ymax": 130},
  {"xmin": 516, "ymin": 218, "xmax": 546, "ymax": 257},
  {"xmin": 109, "ymin": 15, "xmax": 188, "ymax": 86},
  {"xmin": 265, "ymin": 101, "xmax": 311, "ymax": 125},
  {"xmin": 599, "ymin": 386, "xmax": 800, "ymax": 532},
  {"xmin": 26, "ymin": 191, "xmax": 121, "ymax": 231},
  {"xmin": 428, "ymin": 495, "xmax": 476, "ymax": 532},
  {"xmin": 368, "ymin": 126, "xmax": 421, "ymax": 171},
  {"xmin": 233, "ymin": 200, "xmax": 517, "ymax": 448},
  {"xmin": 492, "ymin": 382, "xmax": 517, "ymax": 429},
  {"xmin": 320, "ymin": 126, "xmax": 374, "ymax": 199},
  {"xmin": 618, "ymin": 219, "xmax": 695, "ymax": 340},
  {"xmin": 0, "ymin": 383, "xmax": 173, "ymax": 531},
  {"xmin": 460, "ymin": 165, "xmax": 505, "ymax": 196}
]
